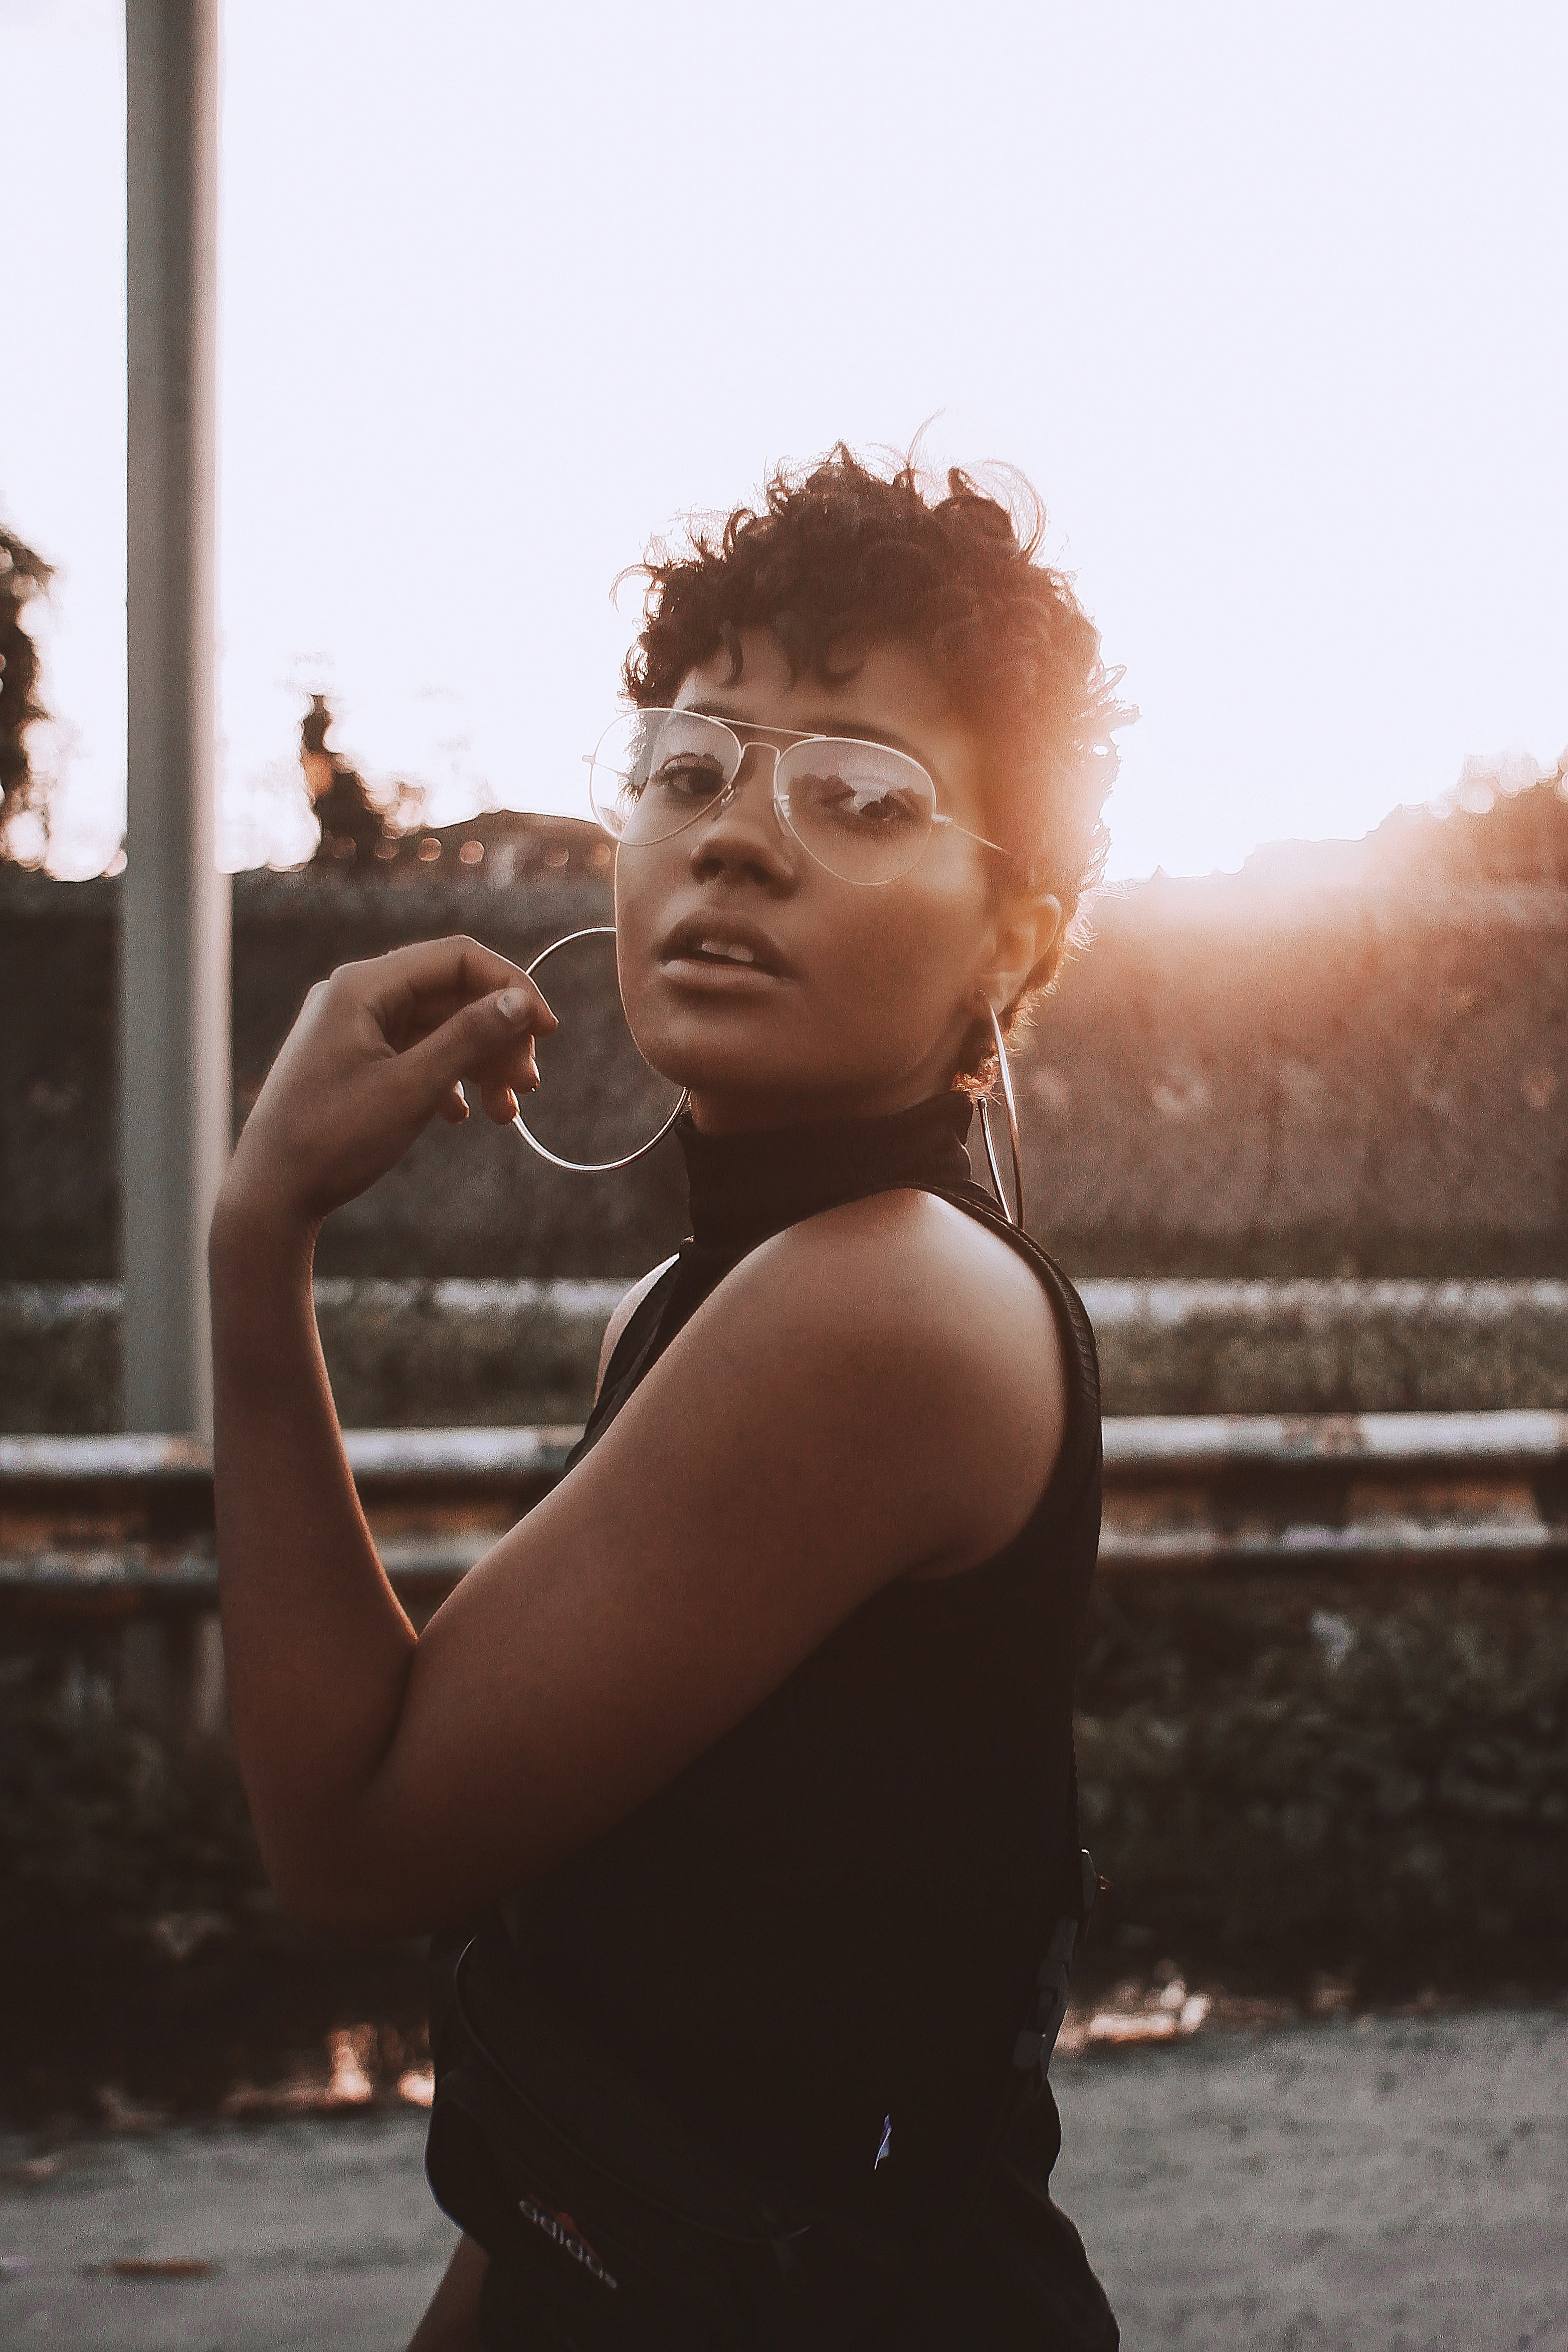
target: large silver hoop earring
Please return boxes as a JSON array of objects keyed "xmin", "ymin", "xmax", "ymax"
[
  {"xmin": 510, "ymin": 926, "xmax": 690, "ymax": 1174},
  {"xmin": 977, "ymin": 1007, "xmax": 1025, "ymax": 1231}
]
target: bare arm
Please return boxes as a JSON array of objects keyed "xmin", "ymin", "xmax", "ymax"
[
  {"xmin": 211, "ymin": 938, "xmax": 554, "ymax": 1913},
  {"xmin": 212, "ymin": 939, "xmax": 1064, "ymax": 1937}
]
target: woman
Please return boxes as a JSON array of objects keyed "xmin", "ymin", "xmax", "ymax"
[{"xmin": 211, "ymin": 449, "xmax": 1129, "ymax": 2348}]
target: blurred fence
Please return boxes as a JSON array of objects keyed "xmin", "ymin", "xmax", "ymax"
[{"xmin": 5, "ymin": 856, "xmax": 1566, "ymax": 1285}]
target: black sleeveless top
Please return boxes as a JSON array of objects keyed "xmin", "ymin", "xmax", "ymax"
[{"xmin": 495, "ymin": 1091, "xmax": 1106, "ymax": 2270}]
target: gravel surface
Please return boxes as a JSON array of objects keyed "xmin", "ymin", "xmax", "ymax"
[
  {"xmin": 0, "ymin": 2113, "xmax": 454, "ymax": 2349},
  {"xmin": 2, "ymin": 2009, "xmax": 1564, "ymax": 2348},
  {"xmin": 1052, "ymin": 2008, "xmax": 1568, "ymax": 2350}
]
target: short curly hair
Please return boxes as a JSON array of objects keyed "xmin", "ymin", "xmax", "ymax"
[{"xmin": 623, "ymin": 445, "xmax": 1133, "ymax": 1042}]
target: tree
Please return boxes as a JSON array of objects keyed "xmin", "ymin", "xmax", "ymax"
[
  {"xmin": 302, "ymin": 692, "xmax": 425, "ymax": 868},
  {"xmin": 0, "ymin": 523, "xmax": 55, "ymax": 865}
]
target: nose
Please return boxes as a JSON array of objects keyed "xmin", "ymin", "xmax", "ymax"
[{"xmin": 688, "ymin": 741, "xmax": 797, "ymax": 887}]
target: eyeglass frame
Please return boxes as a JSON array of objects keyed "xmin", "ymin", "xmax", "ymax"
[{"xmin": 584, "ymin": 707, "xmax": 1011, "ymax": 887}]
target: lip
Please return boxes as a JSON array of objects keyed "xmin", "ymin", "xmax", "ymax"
[{"xmin": 657, "ymin": 912, "xmax": 798, "ymax": 983}]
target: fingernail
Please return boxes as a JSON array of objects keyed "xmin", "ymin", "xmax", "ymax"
[
  {"xmin": 497, "ymin": 990, "xmax": 527, "ymax": 1022},
  {"xmin": 453, "ymin": 1080, "xmax": 467, "ymax": 1107}
]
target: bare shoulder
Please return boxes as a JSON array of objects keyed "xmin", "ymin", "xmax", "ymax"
[
  {"xmin": 678, "ymin": 1189, "xmax": 1067, "ymax": 1571},
  {"xmin": 756, "ymin": 1188, "xmax": 1061, "ymax": 1381},
  {"xmin": 359, "ymin": 1192, "xmax": 1071, "ymax": 1911}
]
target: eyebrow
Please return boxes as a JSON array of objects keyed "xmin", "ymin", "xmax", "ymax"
[{"xmin": 685, "ymin": 701, "xmax": 945, "ymax": 785}]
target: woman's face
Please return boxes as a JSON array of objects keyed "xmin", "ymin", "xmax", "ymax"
[{"xmin": 614, "ymin": 629, "xmax": 1041, "ymax": 1133}]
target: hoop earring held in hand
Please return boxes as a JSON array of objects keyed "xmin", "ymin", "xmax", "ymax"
[
  {"xmin": 978, "ymin": 1008, "xmax": 1026, "ymax": 1231},
  {"xmin": 510, "ymin": 926, "xmax": 690, "ymax": 1175}
]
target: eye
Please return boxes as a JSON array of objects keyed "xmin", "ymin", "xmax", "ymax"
[
  {"xmin": 802, "ymin": 770, "xmax": 924, "ymax": 831},
  {"xmin": 650, "ymin": 752, "xmax": 727, "ymax": 803}
]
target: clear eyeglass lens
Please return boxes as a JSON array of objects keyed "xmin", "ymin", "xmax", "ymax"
[
  {"xmin": 775, "ymin": 740, "xmax": 935, "ymax": 883},
  {"xmin": 589, "ymin": 709, "xmax": 739, "ymax": 845},
  {"xmin": 589, "ymin": 711, "xmax": 939, "ymax": 884}
]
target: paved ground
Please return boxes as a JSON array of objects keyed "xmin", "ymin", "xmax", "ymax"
[
  {"xmin": 1052, "ymin": 2009, "xmax": 1568, "ymax": 2351},
  {"xmin": 0, "ymin": 2113, "xmax": 454, "ymax": 2348},
  {"xmin": 2, "ymin": 2009, "xmax": 1564, "ymax": 2349}
]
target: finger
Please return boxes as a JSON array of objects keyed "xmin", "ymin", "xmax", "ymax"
[
  {"xmin": 438, "ymin": 1081, "xmax": 470, "ymax": 1126},
  {"xmin": 401, "ymin": 983, "xmax": 550, "ymax": 1110},
  {"xmin": 370, "ymin": 938, "xmax": 558, "ymax": 1037},
  {"xmin": 385, "ymin": 981, "xmax": 539, "ymax": 1048},
  {"xmin": 478, "ymin": 1079, "xmax": 520, "ymax": 1125},
  {"xmin": 441, "ymin": 1027, "xmax": 539, "ymax": 1117}
]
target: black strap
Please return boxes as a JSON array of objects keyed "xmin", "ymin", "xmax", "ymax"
[{"xmin": 925, "ymin": 1178, "xmax": 1101, "ymax": 2109}]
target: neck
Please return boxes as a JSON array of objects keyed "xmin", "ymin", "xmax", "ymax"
[
  {"xmin": 677, "ymin": 1088, "xmax": 976, "ymax": 1253},
  {"xmin": 685, "ymin": 1068, "xmax": 966, "ymax": 1138}
]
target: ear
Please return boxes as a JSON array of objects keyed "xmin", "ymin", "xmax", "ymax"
[{"xmin": 978, "ymin": 891, "xmax": 1064, "ymax": 1020}]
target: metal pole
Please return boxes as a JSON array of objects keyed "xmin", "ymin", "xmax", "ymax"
[{"xmin": 123, "ymin": 0, "xmax": 229, "ymax": 1439}]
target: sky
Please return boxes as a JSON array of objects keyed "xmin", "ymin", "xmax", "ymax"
[{"xmin": 3, "ymin": 0, "xmax": 1565, "ymax": 881}]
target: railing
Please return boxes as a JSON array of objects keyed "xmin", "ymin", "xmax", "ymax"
[
  {"xmin": 4, "ymin": 1412, "xmax": 1565, "ymax": 1619},
  {"xmin": 1098, "ymin": 1410, "xmax": 1568, "ymax": 1569}
]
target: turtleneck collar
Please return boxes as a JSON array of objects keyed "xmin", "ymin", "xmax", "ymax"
[{"xmin": 676, "ymin": 1090, "xmax": 976, "ymax": 1256}]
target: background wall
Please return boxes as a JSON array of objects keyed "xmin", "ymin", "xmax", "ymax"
[{"xmin": 5, "ymin": 849, "xmax": 1564, "ymax": 1287}]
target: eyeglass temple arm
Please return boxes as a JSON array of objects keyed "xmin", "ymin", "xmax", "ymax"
[{"xmin": 934, "ymin": 814, "xmax": 1011, "ymax": 859}]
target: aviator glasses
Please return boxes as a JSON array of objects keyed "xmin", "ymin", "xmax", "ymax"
[{"xmin": 586, "ymin": 707, "xmax": 1008, "ymax": 888}]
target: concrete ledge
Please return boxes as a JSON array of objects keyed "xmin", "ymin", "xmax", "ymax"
[
  {"xmin": 5, "ymin": 1276, "xmax": 1567, "ymax": 1434},
  {"xmin": 10, "ymin": 1410, "xmax": 1562, "ymax": 1486},
  {"xmin": 0, "ymin": 1279, "xmax": 632, "ymax": 1435},
  {"xmin": 4, "ymin": 1414, "xmax": 1563, "ymax": 1621},
  {"xmin": 1087, "ymin": 1278, "xmax": 1568, "ymax": 1415},
  {"xmin": 1099, "ymin": 1407, "xmax": 1568, "ymax": 1471},
  {"xmin": 6, "ymin": 1411, "xmax": 1560, "ymax": 1769}
]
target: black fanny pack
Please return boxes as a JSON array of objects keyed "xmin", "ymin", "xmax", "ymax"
[
  {"xmin": 426, "ymin": 1917, "xmax": 905, "ymax": 2349},
  {"xmin": 425, "ymin": 1850, "xmax": 1097, "ymax": 2350}
]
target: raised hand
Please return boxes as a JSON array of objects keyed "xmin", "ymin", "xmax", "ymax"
[{"xmin": 217, "ymin": 935, "xmax": 556, "ymax": 1233}]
